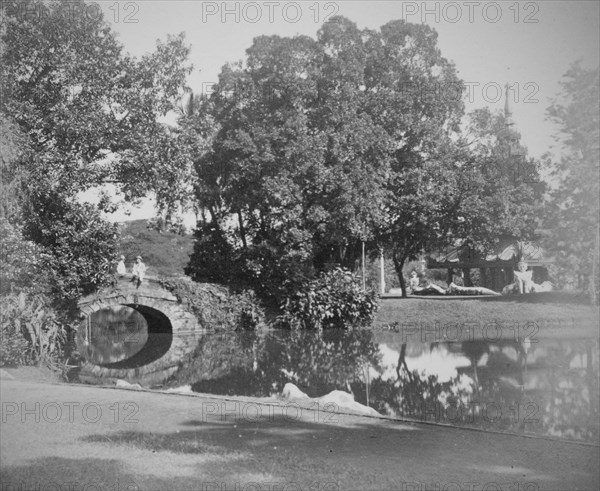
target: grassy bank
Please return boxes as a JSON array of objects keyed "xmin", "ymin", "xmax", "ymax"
[{"xmin": 373, "ymin": 292, "xmax": 599, "ymax": 338}]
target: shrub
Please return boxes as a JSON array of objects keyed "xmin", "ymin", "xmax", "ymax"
[
  {"xmin": 0, "ymin": 218, "xmax": 47, "ymax": 295},
  {"xmin": 24, "ymin": 195, "xmax": 120, "ymax": 301},
  {"xmin": 159, "ymin": 277, "xmax": 266, "ymax": 331},
  {"xmin": 185, "ymin": 223, "xmax": 235, "ymax": 284},
  {"xmin": 277, "ymin": 267, "xmax": 379, "ymax": 330},
  {"xmin": 185, "ymin": 224, "xmax": 313, "ymax": 306},
  {"xmin": 0, "ymin": 292, "xmax": 67, "ymax": 367}
]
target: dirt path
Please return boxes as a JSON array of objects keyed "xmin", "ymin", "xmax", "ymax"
[{"xmin": 1, "ymin": 373, "xmax": 598, "ymax": 491}]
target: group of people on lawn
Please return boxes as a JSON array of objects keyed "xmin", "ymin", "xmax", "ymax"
[
  {"xmin": 407, "ymin": 261, "xmax": 551, "ymax": 296},
  {"xmin": 115, "ymin": 255, "xmax": 147, "ymax": 288}
]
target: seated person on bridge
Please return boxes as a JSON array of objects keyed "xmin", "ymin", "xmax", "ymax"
[
  {"xmin": 131, "ymin": 256, "xmax": 146, "ymax": 288},
  {"xmin": 116, "ymin": 255, "xmax": 127, "ymax": 277}
]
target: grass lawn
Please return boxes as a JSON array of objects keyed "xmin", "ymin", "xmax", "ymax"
[{"xmin": 373, "ymin": 292, "xmax": 599, "ymax": 339}]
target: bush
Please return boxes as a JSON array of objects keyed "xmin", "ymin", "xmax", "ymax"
[
  {"xmin": 0, "ymin": 292, "xmax": 67, "ymax": 367},
  {"xmin": 185, "ymin": 223, "xmax": 235, "ymax": 284},
  {"xmin": 159, "ymin": 277, "xmax": 266, "ymax": 331},
  {"xmin": 24, "ymin": 195, "xmax": 120, "ymax": 301},
  {"xmin": 186, "ymin": 223, "xmax": 313, "ymax": 306},
  {"xmin": 0, "ymin": 218, "xmax": 47, "ymax": 295},
  {"xmin": 277, "ymin": 267, "xmax": 379, "ymax": 330}
]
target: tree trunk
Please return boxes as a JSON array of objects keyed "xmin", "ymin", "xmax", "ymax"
[
  {"xmin": 480, "ymin": 267, "xmax": 488, "ymax": 289},
  {"xmin": 392, "ymin": 253, "xmax": 408, "ymax": 298},
  {"xmin": 462, "ymin": 268, "xmax": 473, "ymax": 287}
]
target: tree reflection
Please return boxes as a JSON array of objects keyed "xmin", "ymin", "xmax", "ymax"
[
  {"xmin": 82, "ymin": 306, "xmax": 148, "ymax": 365},
  {"xmin": 167, "ymin": 329, "xmax": 380, "ymax": 398}
]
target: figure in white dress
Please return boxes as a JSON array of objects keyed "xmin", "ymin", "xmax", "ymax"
[
  {"xmin": 514, "ymin": 261, "xmax": 534, "ymax": 294},
  {"xmin": 116, "ymin": 255, "xmax": 127, "ymax": 276},
  {"xmin": 502, "ymin": 261, "xmax": 553, "ymax": 295}
]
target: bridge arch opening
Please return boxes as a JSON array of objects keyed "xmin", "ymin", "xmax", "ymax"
[{"xmin": 79, "ymin": 304, "xmax": 173, "ymax": 369}]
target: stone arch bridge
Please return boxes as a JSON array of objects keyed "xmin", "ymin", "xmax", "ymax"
[{"xmin": 77, "ymin": 276, "xmax": 202, "ymax": 386}]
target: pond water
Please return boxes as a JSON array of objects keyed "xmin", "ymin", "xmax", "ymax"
[
  {"xmin": 79, "ymin": 306, "xmax": 149, "ymax": 365},
  {"xmin": 162, "ymin": 329, "xmax": 599, "ymax": 444}
]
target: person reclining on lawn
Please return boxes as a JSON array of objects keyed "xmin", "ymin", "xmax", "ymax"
[
  {"xmin": 412, "ymin": 282, "xmax": 448, "ymax": 295},
  {"xmin": 447, "ymin": 282, "xmax": 501, "ymax": 296},
  {"xmin": 412, "ymin": 279, "xmax": 500, "ymax": 296}
]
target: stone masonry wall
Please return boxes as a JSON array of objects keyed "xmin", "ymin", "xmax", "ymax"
[{"xmin": 77, "ymin": 276, "xmax": 202, "ymax": 386}]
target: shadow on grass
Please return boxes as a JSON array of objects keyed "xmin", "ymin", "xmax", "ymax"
[
  {"xmin": 75, "ymin": 412, "xmax": 600, "ymax": 489},
  {"xmin": 0, "ymin": 455, "xmax": 274, "ymax": 491},
  {"xmin": 476, "ymin": 291, "xmax": 594, "ymax": 305},
  {"xmin": 83, "ymin": 429, "xmax": 234, "ymax": 455},
  {"xmin": 0, "ymin": 457, "xmax": 140, "ymax": 490},
  {"xmin": 81, "ymin": 413, "xmax": 416, "ymax": 456},
  {"xmin": 6, "ymin": 414, "xmax": 594, "ymax": 490},
  {"xmin": 77, "ymin": 414, "xmax": 425, "ymax": 486}
]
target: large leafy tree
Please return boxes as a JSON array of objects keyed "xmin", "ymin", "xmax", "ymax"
[
  {"xmin": 544, "ymin": 63, "xmax": 600, "ymax": 302},
  {"xmin": 188, "ymin": 16, "xmax": 542, "ymax": 300},
  {"xmin": 1, "ymin": 0, "xmax": 194, "ymax": 299},
  {"xmin": 188, "ymin": 19, "xmax": 393, "ymax": 300}
]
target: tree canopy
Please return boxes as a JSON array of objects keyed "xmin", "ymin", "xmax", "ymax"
[
  {"xmin": 543, "ymin": 63, "xmax": 600, "ymax": 301},
  {"xmin": 1, "ymin": 0, "xmax": 194, "ymax": 299},
  {"xmin": 187, "ymin": 16, "xmax": 541, "ymax": 298}
]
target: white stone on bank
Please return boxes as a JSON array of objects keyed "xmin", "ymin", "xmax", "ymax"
[
  {"xmin": 281, "ymin": 383, "xmax": 380, "ymax": 417},
  {"xmin": 115, "ymin": 379, "xmax": 143, "ymax": 390},
  {"xmin": 164, "ymin": 385, "xmax": 194, "ymax": 394},
  {"xmin": 281, "ymin": 382, "xmax": 309, "ymax": 399}
]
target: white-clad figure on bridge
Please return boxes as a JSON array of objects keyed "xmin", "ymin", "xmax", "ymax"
[
  {"xmin": 116, "ymin": 255, "xmax": 127, "ymax": 276},
  {"xmin": 131, "ymin": 256, "xmax": 146, "ymax": 288}
]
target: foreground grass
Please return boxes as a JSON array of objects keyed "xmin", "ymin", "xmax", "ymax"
[{"xmin": 374, "ymin": 292, "xmax": 599, "ymax": 336}]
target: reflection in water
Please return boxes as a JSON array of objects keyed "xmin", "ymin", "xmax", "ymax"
[
  {"xmin": 80, "ymin": 306, "xmax": 148, "ymax": 365},
  {"xmin": 172, "ymin": 330, "xmax": 380, "ymax": 398},
  {"xmin": 166, "ymin": 329, "xmax": 599, "ymax": 443}
]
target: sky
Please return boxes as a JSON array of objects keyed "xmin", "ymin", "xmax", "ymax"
[{"xmin": 87, "ymin": 0, "xmax": 600, "ymax": 222}]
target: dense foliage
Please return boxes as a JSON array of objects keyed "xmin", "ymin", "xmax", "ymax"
[
  {"xmin": 277, "ymin": 268, "xmax": 379, "ymax": 330},
  {"xmin": 159, "ymin": 277, "xmax": 265, "ymax": 331},
  {"xmin": 0, "ymin": 292, "xmax": 67, "ymax": 368},
  {"xmin": 543, "ymin": 63, "xmax": 600, "ymax": 302},
  {"xmin": 1, "ymin": 0, "xmax": 193, "ymax": 300}
]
